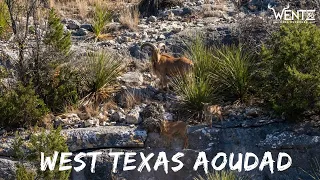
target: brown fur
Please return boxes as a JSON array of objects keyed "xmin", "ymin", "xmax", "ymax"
[
  {"xmin": 203, "ymin": 103, "xmax": 223, "ymax": 128},
  {"xmin": 141, "ymin": 43, "xmax": 194, "ymax": 89},
  {"xmin": 159, "ymin": 120, "xmax": 188, "ymax": 148}
]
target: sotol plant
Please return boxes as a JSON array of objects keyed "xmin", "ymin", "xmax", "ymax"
[
  {"xmin": 211, "ymin": 45, "xmax": 253, "ymax": 100},
  {"xmin": 93, "ymin": 4, "xmax": 112, "ymax": 42},
  {"xmin": 172, "ymin": 36, "xmax": 217, "ymax": 111},
  {"xmin": 81, "ymin": 51, "xmax": 123, "ymax": 104}
]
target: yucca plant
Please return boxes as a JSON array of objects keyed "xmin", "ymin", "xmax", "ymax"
[
  {"xmin": 172, "ymin": 73, "xmax": 216, "ymax": 111},
  {"xmin": 301, "ymin": 158, "xmax": 320, "ymax": 180},
  {"xmin": 81, "ymin": 51, "xmax": 123, "ymax": 104},
  {"xmin": 92, "ymin": 4, "xmax": 112, "ymax": 42},
  {"xmin": 185, "ymin": 35, "xmax": 215, "ymax": 79},
  {"xmin": 194, "ymin": 171, "xmax": 247, "ymax": 180},
  {"xmin": 211, "ymin": 45, "xmax": 253, "ymax": 100},
  {"xmin": 172, "ymin": 36, "xmax": 217, "ymax": 111}
]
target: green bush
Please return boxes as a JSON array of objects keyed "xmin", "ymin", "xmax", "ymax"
[
  {"xmin": 14, "ymin": 127, "xmax": 70, "ymax": 180},
  {"xmin": 0, "ymin": 1, "xmax": 10, "ymax": 38},
  {"xmin": 260, "ymin": 23, "xmax": 320, "ymax": 119},
  {"xmin": 211, "ymin": 45, "xmax": 253, "ymax": 100},
  {"xmin": 16, "ymin": 164, "xmax": 36, "ymax": 180},
  {"xmin": 0, "ymin": 83, "xmax": 48, "ymax": 128},
  {"xmin": 36, "ymin": 8, "xmax": 79, "ymax": 113},
  {"xmin": 44, "ymin": 8, "xmax": 71, "ymax": 54},
  {"xmin": 42, "ymin": 65, "xmax": 82, "ymax": 113}
]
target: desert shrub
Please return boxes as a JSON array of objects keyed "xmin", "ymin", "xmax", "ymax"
[
  {"xmin": 0, "ymin": 83, "xmax": 48, "ymax": 128},
  {"xmin": 172, "ymin": 74, "xmax": 216, "ymax": 111},
  {"xmin": 173, "ymin": 36, "xmax": 253, "ymax": 111},
  {"xmin": 81, "ymin": 51, "xmax": 123, "ymax": 104},
  {"xmin": 0, "ymin": 1, "xmax": 10, "ymax": 38},
  {"xmin": 16, "ymin": 164, "xmax": 36, "ymax": 180},
  {"xmin": 211, "ymin": 45, "xmax": 253, "ymax": 100},
  {"xmin": 0, "ymin": 66, "xmax": 8, "ymax": 79},
  {"xmin": 172, "ymin": 36, "xmax": 216, "ymax": 111},
  {"xmin": 93, "ymin": 4, "xmax": 112, "ymax": 41},
  {"xmin": 260, "ymin": 23, "xmax": 320, "ymax": 119},
  {"xmin": 44, "ymin": 8, "xmax": 71, "ymax": 54},
  {"xmin": 194, "ymin": 170, "xmax": 246, "ymax": 180},
  {"xmin": 14, "ymin": 127, "xmax": 70, "ymax": 180},
  {"xmin": 34, "ymin": 8, "xmax": 81, "ymax": 113},
  {"xmin": 42, "ymin": 65, "xmax": 82, "ymax": 113}
]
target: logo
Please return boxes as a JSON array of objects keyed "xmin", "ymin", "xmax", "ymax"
[{"xmin": 268, "ymin": 4, "xmax": 316, "ymax": 23}]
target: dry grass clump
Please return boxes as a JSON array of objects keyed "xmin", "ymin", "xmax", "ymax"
[
  {"xmin": 119, "ymin": 6, "xmax": 140, "ymax": 31},
  {"xmin": 123, "ymin": 89, "xmax": 142, "ymax": 109},
  {"xmin": 202, "ymin": 3, "xmax": 227, "ymax": 18},
  {"xmin": 48, "ymin": 0, "xmax": 141, "ymax": 18}
]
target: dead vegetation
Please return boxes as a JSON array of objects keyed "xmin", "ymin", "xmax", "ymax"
[{"xmin": 119, "ymin": 6, "xmax": 140, "ymax": 30}]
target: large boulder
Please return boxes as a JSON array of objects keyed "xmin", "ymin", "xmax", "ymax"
[
  {"xmin": 125, "ymin": 106, "xmax": 143, "ymax": 124},
  {"xmin": 63, "ymin": 126, "xmax": 147, "ymax": 151},
  {"xmin": 0, "ymin": 158, "xmax": 16, "ymax": 180},
  {"xmin": 139, "ymin": 0, "xmax": 183, "ymax": 17},
  {"xmin": 119, "ymin": 72, "xmax": 144, "ymax": 86}
]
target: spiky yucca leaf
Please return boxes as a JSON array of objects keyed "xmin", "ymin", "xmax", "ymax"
[
  {"xmin": 171, "ymin": 72, "xmax": 216, "ymax": 111},
  {"xmin": 211, "ymin": 45, "xmax": 252, "ymax": 100},
  {"xmin": 93, "ymin": 4, "xmax": 112, "ymax": 42},
  {"xmin": 81, "ymin": 51, "xmax": 123, "ymax": 105}
]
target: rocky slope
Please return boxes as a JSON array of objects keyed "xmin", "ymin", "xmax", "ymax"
[{"xmin": 1, "ymin": 0, "xmax": 320, "ymax": 180}]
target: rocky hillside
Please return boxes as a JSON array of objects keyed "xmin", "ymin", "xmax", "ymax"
[{"xmin": 1, "ymin": 0, "xmax": 320, "ymax": 180}]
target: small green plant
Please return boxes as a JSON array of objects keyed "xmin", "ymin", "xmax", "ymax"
[
  {"xmin": 260, "ymin": 23, "xmax": 320, "ymax": 119},
  {"xmin": 0, "ymin": 1, "xmax": 10, "ymax": 38},
  {"xmin": 194, "ymin": 171, "xmax": 247, "ymax": 180},
  {"xmin": 14, "ymin": 127, "xmax": 70, "ymax": 180},
  {"xmin": 0, "ymin": 83, "xmax": 48, "ymax": 128},
  {"xmin": 44, "ymin": 8, "xmax": 71, "ymax": 54},
  {"xmin": 211, "ymin": 45, "xmax": 253, "ymax": 100},
  {"xmin": 92, "ymin": 4, "xmax": 112, "ymax": 42}
]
